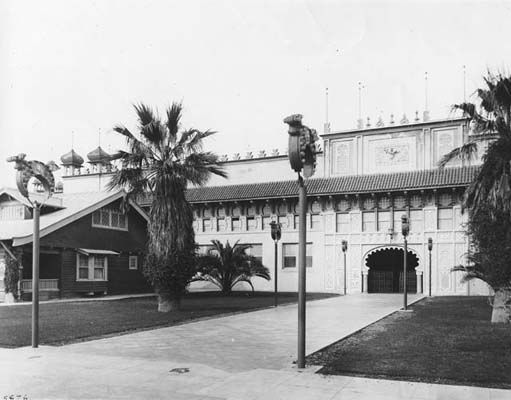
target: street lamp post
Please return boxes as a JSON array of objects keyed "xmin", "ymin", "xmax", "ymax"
[
  {"xmin": 401, "ymin": 214, "xmax": 410, "ymax": 311},
  {"xmin": 428, "ymin": 237, "xmax": 433, "ymax": 297},
  {"xmin": 270, "ymin": 221, "xmax": 282, "ymax": 307},
  {"xmin": 341, "ymin": 240, "xmax": 348, "ymax": 295},
  {"xmin": 7, "ymin": 154, "xmax": 57, "ymax": 348},
  {"xmin": 284, "ymin": 114, "xmax": 318, "ymax": 369}
]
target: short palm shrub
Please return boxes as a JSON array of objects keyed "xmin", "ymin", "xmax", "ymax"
[{"xmin": 193, "ymin": 240, "xmax": 270, "ymax": 294}]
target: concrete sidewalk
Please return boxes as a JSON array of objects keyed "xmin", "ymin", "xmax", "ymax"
[{"xmin": 1, "ymin": 294, "xmax": 509, "ymax": 399}]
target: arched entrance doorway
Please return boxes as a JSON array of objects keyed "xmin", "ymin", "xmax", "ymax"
[{"xmin": 366, "ymin": 247, "xmax": 419, "ymax": 293}]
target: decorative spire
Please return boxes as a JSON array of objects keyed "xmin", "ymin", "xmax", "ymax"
[
  {"xmin": 414, "ymin": 111, "xmax": 420, "ymax": 122},
  {"xmin": 389, "ymin": 114, "xmax": 395, "ymax": 125},
  {"xmin": 324, "ymin": 87, "xmax": 331, "ymax": 134},
  {"xmin": 366, "ymin": 117, "xmax": 371, "ymax": 128},
  {"xmin": 357, "ymin": 81, "xmax": 365, "ymax": 129}
]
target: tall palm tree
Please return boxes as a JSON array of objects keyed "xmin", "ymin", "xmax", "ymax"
[
  {"xmin": 108, "ymin": 102, "xmax": 226, "ymax": 312},
  {"xmin": 440, "ymin": 72, "xmax": 511, "ymax": 322},
  {"xmin": 193, "ymin": 240, "xmax": 270, "ymax": 294}
]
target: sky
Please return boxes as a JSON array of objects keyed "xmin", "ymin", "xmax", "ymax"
[{"xmin": 1, "ymin": 0, "xmax": 511, "ymax": 187}]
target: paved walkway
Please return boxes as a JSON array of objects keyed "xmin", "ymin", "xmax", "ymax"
[{"xmin": 1, "ymin": 294, "xmax": 509, "ymax": 399}]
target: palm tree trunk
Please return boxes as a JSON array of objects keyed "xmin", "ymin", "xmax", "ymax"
[
  {"xmin": 157, "ymin": 292, "xmax": 181, "ymax": 312},
  {"xmin": 491, "ymin": 288, "xmax": 511, "ymax": 323}
]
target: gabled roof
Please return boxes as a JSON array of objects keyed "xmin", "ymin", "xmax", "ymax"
[
  {"xmin": 185, "ymin": 166, "xmax": 478, "ymax": 203},
  {"xmin": 0, "ymin": 188, "xmax": 64, "ymax": 209},
  {"xmin": 0, "ymin": 190, "xmax": 149, "ymax": 247}
]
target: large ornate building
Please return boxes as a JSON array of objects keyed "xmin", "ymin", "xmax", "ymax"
[{"xmin": 58, "ymin": 114, "xmax": 490, "ymax": 296}]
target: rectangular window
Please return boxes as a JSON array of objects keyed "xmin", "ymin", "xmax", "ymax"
[
  {"xmin": 438, "ymin": 208, "xmax": 453, "ymax": 230},
  {"xmin": 92, "ymin": 207, "xmax": 128, "ymax": 231},
  {"xmin": 362, "ymin": 211, "xmax": 376, "ymax": 232},
  {"xmin": 282, "ymin": 243, "xmax": 313, "ymax": 269},
  {"xmin": 217, "ymin": 218, "xmax": 226, "ymax": 231},
  {"xmin": 311, "ymin": 214, "xmax": 321, "ymax": 230},
  {"xmin": 262, "ymin": 216, "xmax": 271, "ymax": 230},
  {"xmin": 78, "ymin": 254, "xmax": 89, "ymax": 279},
  {"xmin": 278, "ymin": 215, "xmax": 288, "ymax": 230},
  {"xmin": 203, "ymin": 218, "xmax": 211, "ymax": 232},
  {"xmin": 76, "ymin": 254, "xmax": 108, "ymax": 281},
  {"xmin": 247, "ymin": 217, "xmax": 257, "ymax": 231},
  {"xmin": 129, "ymin": 255, "xmax": 138, "ymax": 270},
  {"xmin": 336, "ymin": 213, "xmax": 350, "ymax": 233},
  {"xmin": 232, "ymin": 217, "xmax": 241, "ymax": 231},
  {"xmin": 410, "ymin": 210, "xmax": 423, "ymax": 232},
  {"xmin": 378, "ymin": 211, "xmax": 391, "ymax": 232},
  {"xmin": 246, "ymin": 244, "xmax": 263, "ymax": 264}
]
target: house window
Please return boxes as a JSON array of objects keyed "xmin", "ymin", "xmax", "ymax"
[
  {"xmin": 438, "ymin": 208, "xmax": 453, "ymax": 230},
  {"xmin": 129, "ymin": 256, "xmax": 138, "ymax": 270},
  {"xmin": 232, "ymin": 217, "xmax": 241, "ymax": 231},
  {"xmin": 311, "ymin": 214, "xmax": 321, "ymax": 230},
  {"xmin": 282, "ymin": 243, "xmax": 313, "ymax": 269},
  {"xmin": 336, "ymin": 213, "xmax": 350, "ymax": 233},
  {"xmin": 378, "ymin": 211, "xmax": 391, "ymax": 232},
  {"xmin": 76, "ymin": 254, "xmax": 108, "ymax": 281},
  {"xmin": 362, "ymin": 211, "xmax": 375, "ymax": 232},
  {"xmin": 92, "ymin": 207, "xmax": 128, "ymax": 231},
  {"xmin": 247, "ymin": 217, "xmax": 257, "ymax": 231},
  {"xmin": 203, "ymin": 218, "xmax": 212, "ymax": 232}
]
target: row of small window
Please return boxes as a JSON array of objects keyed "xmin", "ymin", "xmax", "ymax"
[
  {"xmin": 92, "ymin": 208, "xmax": 128, "ymax": 231},
  {"xmin": 76, "ymin": 254, "xmax": 138, "ymax": 282},
  {"xmin": 199, "ymin": 214, "xmax": 322, "ymax": 233},
  {"xmin": 337, "ymin": 208, "xmax": 456, "ymax": 233},
  {"xmin": 198, "ymin": 243, "xmax": 313, "ymax": 269}
]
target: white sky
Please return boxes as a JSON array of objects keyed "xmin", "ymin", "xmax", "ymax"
[{"xmin": 2, "ymin": 0, "xmax": 511, "ymax": 187}]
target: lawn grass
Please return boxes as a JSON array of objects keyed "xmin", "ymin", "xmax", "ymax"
[
  {"xmin": 0, "ymin": 291, "xmax": 336, "ymax": 348},
  {"xmin": 307, "ymin": 296, "xmax": 511, "ymax": 389}
]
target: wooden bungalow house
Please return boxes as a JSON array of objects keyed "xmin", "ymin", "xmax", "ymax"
[{"xmin": 0, "ymin": 188, "xmax": 150, "ymax": 302}]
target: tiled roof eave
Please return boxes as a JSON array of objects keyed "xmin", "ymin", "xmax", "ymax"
[{"xmin": 185, "ymin": 166, "xmax": 479, "ymax": 204}]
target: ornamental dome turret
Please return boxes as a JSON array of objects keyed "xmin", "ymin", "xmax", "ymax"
[
  {"xmin": 87, "ymin": 146, "xmax": 111, "ymax": 164},
  {"xmin": 60, "ymin": 149, "xmax": 84, "ymax": 167}
]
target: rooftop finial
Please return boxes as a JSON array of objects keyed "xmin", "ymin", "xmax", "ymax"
[
  {"xmin": 357, "ymin": 82, "xmax": 365, "ymax": 128},
  {"xmin": 389, "ymin": 114, "xmax": 395, "ymax": 125},
  {"xmin": 324, "ymin": 87, "xmax": 331, "ymax": 133},
  {"xmin": 366, "ymin": 116, "xmax": 371, "ymax": 128},
  {"xmin": 463, "ymin": 65, "xmax": 466, "ymax": 102}
]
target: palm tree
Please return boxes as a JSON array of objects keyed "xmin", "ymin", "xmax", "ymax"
[
  {"xmin": 108, "ymin": 102, "xmax": 226, "ymax": 312},
  {"xmin": 193, "ymin": 240, "xmax": 270, "ymax": 294},
  {"xmin": 440, "ymin": 72, "xmax": 511, "ymax": 322}
]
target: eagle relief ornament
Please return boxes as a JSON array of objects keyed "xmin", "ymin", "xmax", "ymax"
[{"xmin": 7, "ymin": 153, "xmax": 59, "ymax": 203}]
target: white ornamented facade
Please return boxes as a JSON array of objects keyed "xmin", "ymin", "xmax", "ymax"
[{"xmin": 61, "ymin": 116, "xmax": 491, "ymax": 295}]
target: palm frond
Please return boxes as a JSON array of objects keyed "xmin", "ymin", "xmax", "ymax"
[
  {"xmin": 166, "ymin": 102, "xmax": 182, "ymax": 146},
  {"xmin": 438, "ymin": 142, "xmax": 478, "ymax": 168}
]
